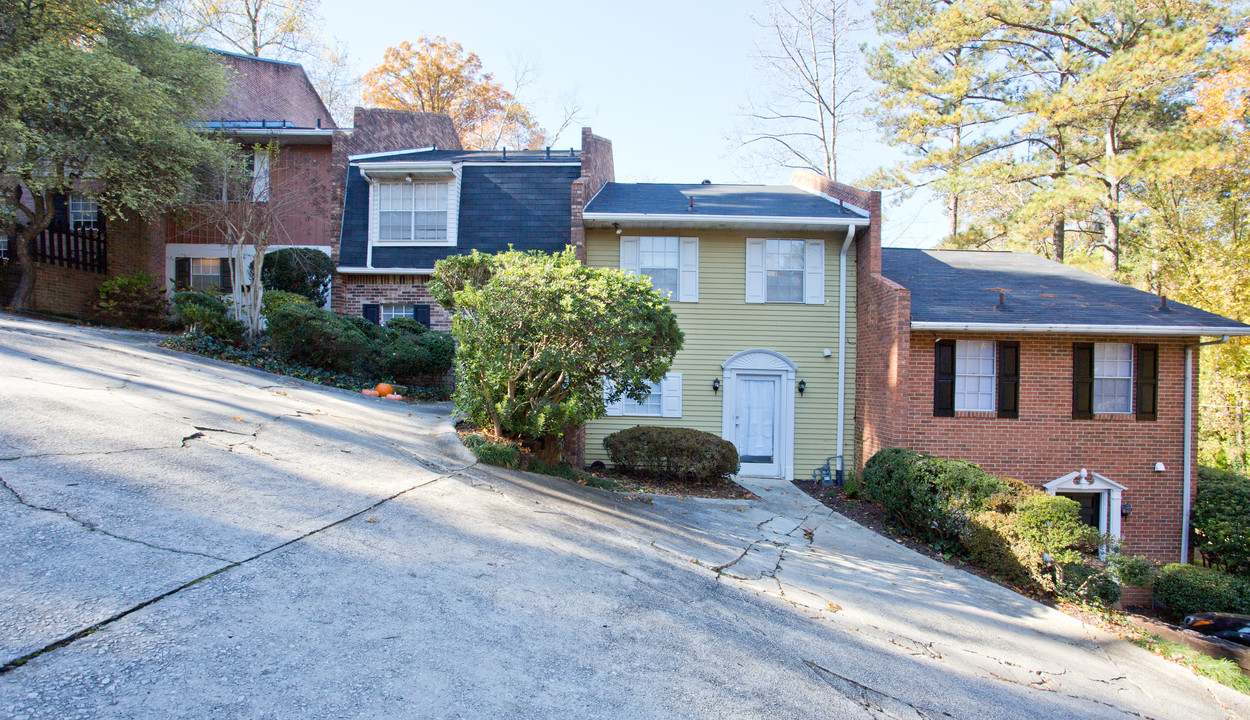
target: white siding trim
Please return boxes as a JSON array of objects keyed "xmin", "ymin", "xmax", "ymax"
[
  {"xmin": 745, "ymin": 238, "xmax": 765, "ymax": 303},
  {"xmin": 678, "ymin": 237, "xmax": 699, "ymax": 303},
  {"xmin": 804, "ymin": 238, "xmax": 825, "ymax": 305},
  {"xmin": 619, "ymin": 236, "xmax": 640, "ymax": 276},
  {"xmin": 661, "ymin": 373, "xmax": 682, "ymax": 418}
]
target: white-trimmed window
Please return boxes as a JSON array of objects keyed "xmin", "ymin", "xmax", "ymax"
[
  {"xmin": 1093, "ymin": 343, "xmax": 1133, "ymax": 414},
  {"xmin": 620, "ymin": 236, "xmax": 699, "ymax": 302},
  {"xmin": 379, "ymin": 304, "xmax": 414, "ymax": 325},
  {"xmin": 640, "ymin": 237, "xmax": 680, "ymax": 298},
  {"xmin": 605, "ymin": 373, "xmax": 683, "ymax": 418},
  {"xmin": 955, "ymin": 340, "xmax": 996, "ymax": 412},
  {"xmin": 745, "ymin": 238, "xmax": 824, "ymax": 304},
  {"xmin": 765, "ymin": 239, "xmax": 805, "ymax": 302},
  {"xmin": 189, "ymin": 258, "xmax": 224, "ymax": 292},
  {"xmin": 69, "ymin": 194, "xmax": 99, "ymax": 230},
  {"xmin": 378, "ymin": 182, "xmax": 448, "ymax": 243}
]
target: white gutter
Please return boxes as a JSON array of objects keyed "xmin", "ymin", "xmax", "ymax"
[
  {"xmin": 348, "ymin": 147, "xmax": 435, "ymax": 161},
  {"xmin": 836, "ymin": 226, "xmax": 856, "ymax": 482},
  {"xmin": 337, "ymin": 267, "xmax": 435, "ymax": 275},
  {"xmin": 1182, "ymin": 335, "xmax": 1231, "ymax": 563},
  {"xmin": 912, "ymin": 321, "xmax": 1250, "ymax": 337},
  {"xmin": 582, "ymin": 212, "xmax": 872, "ymax": 228}
]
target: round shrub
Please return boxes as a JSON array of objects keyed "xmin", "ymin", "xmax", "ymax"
[
  {"xmin": 171, "ymin": 291, "xmax": 243, "ymax": 344},
  {"xmin": 1153, "ymin": 563, "xmax": 1250, "ymax": 619},
  {"xmin": 603, "ymin": 426, "xmax": 739, "ymax": 482},
  {"xmin": 172, "ymin": 290, "xmax": 228, "ymax": 317},
  {"xmin": 380, "ymin": 329, "xmax": 454, "ymax": 382},
  {"xmin": 385, "ymin": 317, "xmax": 428, "ymax": 336},
  {"xmin": 1192, "ymin": 466, "xmax": 1250, "ymax": 576},
  {"xmin": 266, "ymin": 303, "xmax": 374, "ymax": 375},
  {"xmin": 88, "ymin": 273, "xmax": 167, "ymax": 329},
  {"xmin": 260, "ymin": 248, "xmax": 334, "ymax": 306},
  {"xmin": 260, "ymin": 290, "xmax": 312, "ymax": 322},
  {"xmin": 1059, "ymin": 562, "xmax": 1122, "ymax": 607}
]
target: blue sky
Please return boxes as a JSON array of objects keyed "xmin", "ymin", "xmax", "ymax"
[{"xmin": 320, "ymin": 0, "xmax": 943, "ymax": 247}]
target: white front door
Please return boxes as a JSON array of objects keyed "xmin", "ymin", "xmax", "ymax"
[{"xmin": 735, "ymin": 374, "xmax": 781, "ymax": 477}]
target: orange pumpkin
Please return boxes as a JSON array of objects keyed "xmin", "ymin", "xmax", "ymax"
[{"xmin": 375, "ymin": 383, "xmax": 394, "ymax": 397}]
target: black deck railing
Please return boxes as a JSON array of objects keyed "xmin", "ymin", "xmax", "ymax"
[{"xmin": 32, "ymin": 226, "xmax": 107, "ymax": 274}]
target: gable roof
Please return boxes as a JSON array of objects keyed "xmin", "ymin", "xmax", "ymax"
[
  {"xmin": 882, "ymin": 249, "xmax": 1250, "ymax": 336},
  {"xmin": 583, "ymin": 182, "xmax": 868, "ymax": 229},
  {"xmin": 201, "ymin": 50, "xmax": 335, "ymax": 129}
]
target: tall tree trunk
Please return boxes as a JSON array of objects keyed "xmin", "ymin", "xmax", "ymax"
[
  {"xmin": 949, "ymin": 194, "xmax": 959, "ymax": 241},
  {"xmin": 1052, "ymin": 213, "xmax": 1065, "ymax": 263},
  {"xmin": 1104, "ymin": 121, "xmax": 1121, "ymax": 271},
  {"xmin": 827, "ymin": 4, "xmax": 838, "ymax": 182},
  {"xmin": 7, "ymin": 188, "xmax": 53, "ymax": 312}
]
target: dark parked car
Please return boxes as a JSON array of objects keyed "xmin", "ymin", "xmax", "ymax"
[{"xmin": 1182, "ymin": 613, "xmax": 1250, "ymax": 647}]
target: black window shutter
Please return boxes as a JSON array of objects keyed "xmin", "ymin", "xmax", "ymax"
[
  {"xmin": 997, "ymin": 341, "xmax": 1020, "ymax": 419},
  {"xmin": 96, "ymin": 206, "xmax": 106, "ymax": 234},
  {"xmin": 1073, "ymin": 342, "xmax": 1095, "ymax": 419},
  {"xmin": 362, "ymin": 304, "xmax": 381, "ymax": 325},
  {"xmin": 52, "ymin": 193, "xmax": 68, "ymax": 231},
  {"xmin": 414, "ymin": 304, "xmax": 431, "ymax": 328},
  {"xmin": 174, "ymin": 257, "xmax": 191, "ymax": 290},
  {"xmin": 218, "ymin": 257, "xmax": 233, "ymax": 291},
  {"xmin": 934, "ymin": 339, "xmax": 956, "ymax": 417},
  {"xmin": 1136, "ymin": 344, "xmax": 1159, "ymax": 421}
]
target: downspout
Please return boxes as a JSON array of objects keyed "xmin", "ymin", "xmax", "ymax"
[
  {"xmin": 836, "ymin": 225, "xmax": 856, "ymax": 483},
  {"xmin": 1182, "ymin": 335, "xmax": 1230, "ymax": 563}
]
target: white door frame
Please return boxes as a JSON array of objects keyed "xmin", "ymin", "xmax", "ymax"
[
  {"xmin": 722, "ymin": 349, "xmax": 796, "ymax": 481},
  {"xmin": 1044, "ymin": 469, "xmax": 1126, "ymax": 557}
]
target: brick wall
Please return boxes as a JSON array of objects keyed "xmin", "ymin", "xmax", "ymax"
[
  {"xmin": 896, "ymin": 331, "xmax": 1197, "ymax": 563},
  {"xmin": 334, "ymin": 274, "xmax": 451, "ymax": 331},
  {"xmin": 31, "ymin": 214, "xmax": 164, "ymax": 316},
  {"xmin": 569, "ymin": 127, "xmax": 614, "ymax": 262}
]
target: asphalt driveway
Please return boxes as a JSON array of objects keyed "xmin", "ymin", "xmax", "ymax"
[{"xmin": 0, "ymin": 314, "xmax": 1246, "ymax": 719}]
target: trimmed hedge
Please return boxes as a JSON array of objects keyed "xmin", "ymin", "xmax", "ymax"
[
  {"xmin": 172, "ymin": 291, "xmax": 244, "ymax": 344},
  {"xmin": 265, "ymin": 303, "xmax": 454, "ymax": 382},
  {"xmin": 860, "ymin": 448, "xmax": 1011, "ymax": 546},
  {"xmin": 1153, "ymin": 563, "xmax": 1250, "ymax": 619},
  {"xmin": 603, "ymin": 426, "xmax": 739, "ymax": 482},
  {"xmin": 260, "ymin": 290, "xmax": 312, "ymax": 322},
  {"xmin": 862, "ymin": 448, "xmax": 1121, "ymax": 605},
  {"xmin": 1193, "ymin": 466, "xmax": 1250, "ymax": 576}
]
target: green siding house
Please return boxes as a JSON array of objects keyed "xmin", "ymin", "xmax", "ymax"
[{"xmin": 581, "ymin": 176, "xmax": 872, "ymax": 482}]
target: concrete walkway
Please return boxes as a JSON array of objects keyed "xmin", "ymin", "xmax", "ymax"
[{"xmin": 0, "ymin": 314, "xmax": 1246, "ymax": 719}]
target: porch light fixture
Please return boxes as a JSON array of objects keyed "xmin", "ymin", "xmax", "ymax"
[
  {"xmin": 613, "ymin": 222, "xmax": 622, "ymax": 235},
  {"xmin": 712, "ymin": 378, "xmax": 720, "ymax": 394},
  {"xmin": 798, "ymin": 380, "xmax": 807, "ymax": 396},
  {"xmin": 404, "ymin": 173, "xmax": 413, "ymax": 183},
  {"xmin": 1121, "ymin": 503, "xmax": 1133, "ymax": 517}
]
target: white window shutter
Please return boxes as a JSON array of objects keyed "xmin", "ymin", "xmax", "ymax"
[
  {"xmin": 745, "ymin": 238, "xmax": 765, "ymax": 303},
  {"xmin": 661, "ymin": 373, "xmax": 682, "ymax": 418},
  {"xmin": 620, "ymin": 236, "xmax": 640, "ymax": 275},
  {"xmin": 367, "ymin": 181, "xmax": 379, "ymax": 246},
  {"xmin": 805, "ymin": 239, "xmax": 825, "ymax": 305},
  {"xmin": 603, "ymin": 378, "xmax": 622, "ymax": 416},
  {"xmin": 678, "ymin": 237, "xmax": 699, "ymax": 303}
]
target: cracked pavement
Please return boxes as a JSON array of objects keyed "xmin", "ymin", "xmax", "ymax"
[{"xmin": 1, "ymin": 315, "xmax": 1247, "ymax": 719}]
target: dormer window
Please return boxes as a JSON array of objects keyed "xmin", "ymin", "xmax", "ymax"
[{"xmin": 378, "ymin": 182, "xmax": 448, "ymax": 242}]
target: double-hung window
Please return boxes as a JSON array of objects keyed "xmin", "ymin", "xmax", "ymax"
[
  {"xmin": 68, "ymin": 194, "xmax": 99, "ymax": 231},
  {"xmin": 1073, "ymin": 342, "xmax": 1157, "ymax": 419},
  {"xmin": 934, "ymin": 339, "xmax": 1020, "ymax": 418},
  {"xmin": 745, "ymin": 238, "xmax": 825, "ymax": 304},
  {"xmin": 173, "ymin": 256, "xmax": 232, "ymax": 293},
  {"xmin": 604, "ymin": 373, "xmax": 684, "ymax": 418},
  {"xmin": 620, "ymin": 236, "xmax": 699, "ymax": 302},
  {"xmin": 378, "ymin": 182, "xmax": 448, "ymax": 243},
  {"xmin": 639, "ymin": 237, "xmax": 680, "ymax": 298},
  {"xmin": 1093, "ymin": 343, "xmax": 1133, "ymax": 413}
]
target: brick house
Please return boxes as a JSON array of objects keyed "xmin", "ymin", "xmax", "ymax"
[
  {"xmin": 5, "ymin": 50, "xmax": 341, "ymax": 315},
  {"xmin": 331, "ymin": 126, "xmax": 614, "ymax": 331},
  {"xmin": 854, "ymin": 246, "xmax": 1250, "ymax": 565}
]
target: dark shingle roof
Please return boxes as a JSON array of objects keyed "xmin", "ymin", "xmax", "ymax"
[
  {"xmin": 882, "ymin": 249, "xmax": 1250, "ymax": 332},
  {"xmin": 584, "ymin": 182, "xmax": 866, "ymax": 219},
  {"xmin": 202, "ymin": 50, "xmax": 335, "ymax": 129}
]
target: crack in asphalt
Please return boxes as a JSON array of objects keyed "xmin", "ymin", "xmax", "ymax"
[
  {"xmin": 0, "ymin": 475, "xmax": 232, "ymax": 564},
  {"xmin": 0, "ymin": 464, "xmax": 470, "ymax": 677},
  {"xmin": 804, "ymin": 658, "xmax": 954, "ymax": 719}
]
